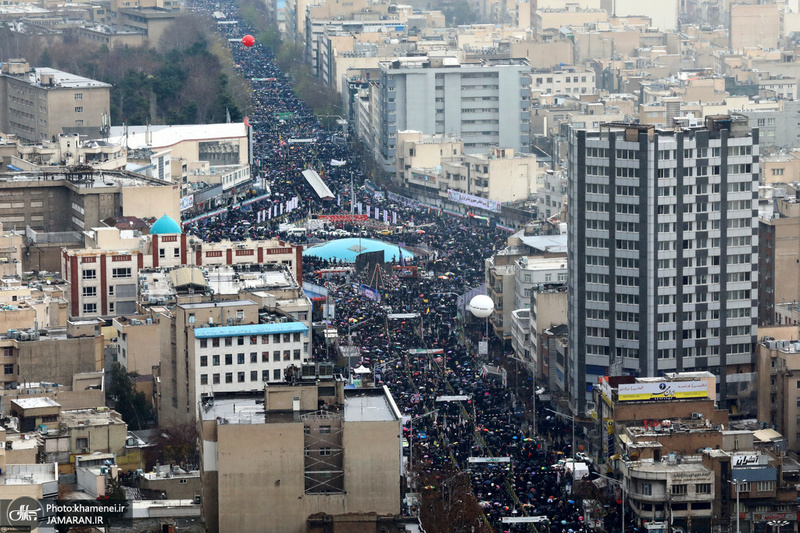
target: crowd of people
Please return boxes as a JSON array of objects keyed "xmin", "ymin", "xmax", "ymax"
[{"xmin": 181, "ymin": 2, "xmax": 625, "ymax": 531}]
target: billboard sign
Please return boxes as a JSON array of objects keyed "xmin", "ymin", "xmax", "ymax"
[
  {"xmin": 447, "ymin": 189, "xmax": 501, "ymax": 213},
  {"xmin": 617, "ymin": 381, "xmax": 708, "ymax": 402}
]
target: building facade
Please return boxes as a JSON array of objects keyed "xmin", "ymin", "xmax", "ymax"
[
  {"xmin": 0, "ymin": 59, "xmax": 111, "ymax": 144},
  {"xmin": 376, "ymin": 56, "xmax": 531, "ymax": 170},
  {"xmin": 567, "ymin": 117, "xmax": 759, "ymax": 413}
]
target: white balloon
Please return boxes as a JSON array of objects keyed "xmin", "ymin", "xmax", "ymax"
[{"xmin": 468, "ymin": 294, "xmax": 494, "ymax": 318}]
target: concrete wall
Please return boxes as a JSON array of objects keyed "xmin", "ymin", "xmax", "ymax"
[
  {"xmin": 341, "ymin": 419, "xmax": 401, "ymax": 515},
  {"xmin": 122, "ymin": 185, "xmax": 180, "ymax": 222},
  {"xmin": 140, "ymin": 474, "xmax": 201, "ymax": 499},
  {"xmin": 1, "ymin": 390, "xmax": 104, "ymax": 412},
  {"xmin": 215, "ymin": 422, "xmax": 306, "ymax": 533},
  {"xmin": 17, "ymin": 335, "xmax": 103, "ymax": 386}
]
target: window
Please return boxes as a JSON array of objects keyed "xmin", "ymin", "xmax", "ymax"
[
  {"xmin": 200, "ymin": 374, "xmax": 208, "ymax": 385},
  {"xmin": 82, "ymin": 269, "xmax": 96, "ymax": 280},
  {"xmin": 225, "ymin": 372, "xmax": 233, "ymax": 383},
  {"xmin": 213, "ymin": 355, "xmax": 220, "ymax": 366},
  {"xmin": 83, "ymin": 286, "xmax": 97, "ymax": 297},
  {"xmin": 200, "ymin": 356, "xmax": 208, "ymax": 367},
  {"xmin": 320, "ymin": 447, "xmax": 332, "ymax": 456},
  {"xmin": 225, "ymin": 354, "xmax": 232, "ymax": 365},
  {"xmin": 159, "ymin": 248, "xmax": 166, "ymax": 258},
  {"xmin": 225, "ymin": 338, "xmax": 232, "ymax": 347},
  {"xmin": 112, "ymin": 268, "xmax": 131, "ymax": 278},
  {"xmin": 262, "ymin": 335, "xmax": 270, "ymax": 344},
  {"xmin": 83, "ymin": 303, "xmax": 97, "ymax": 314},
  {"xmin": 273, "ymin": 351, "xmax": 280, "ymax": 362},
  {"xmin": 294, "ymin": 349, "xmax": 301, "ymax": 360},
  {"xmin": 273, "ymin": 369, "xmax": 281, "ymax": 380},
  {"xmin": 262, "ymin": 370, "xmax": 269, "ymax": 381},
  {"xmin": 237, "ymin": 336, "xmax": 244, "ymax": 346},
  {"xmin": 74, "ymin": 93, "xmax": 83, "ymax": 99},
  {"xmin": 250, "ymin": 370, "xmax": 257, "ymax": 381},
  {"xmin": 213, "ymin": 373, "xmax": 220, "ymax": 384},
  {"xmin": 250, "ymin": 352, "xmax": 258, "ymax": 363},
  {"xmin": 76, "ymin": 437, "xmax": 88, "ymax": 449},
  {"xmin": 74, "ymin": 106, "xmax": 83, "ymax": 113},
  {"xmin": 284, "ymin": 350, "xmax": 291, "ymax": 361},
  {"xmin": 173, "ymin": 248, "xmax": 180, "ymax": 258},
  {"xmin": 200, "ymin": 339, "xmax": 207, "ymax": 348},
  {"xmin": 696, "ymin": 483, "xmax": 711, "ymax": 494},
  {"xmin": 319, "ymin": 425, "xmax": 331, "ymax": 434},
  {"xmin": 756, "ymin": 481, "xmax": 774, "ymax": 492},
  {"xmin": 238, "ymin": 372, "xmax": 245, "ymax": 383},
  {"xmin": 4, "ymin": 364, "xmax": 14, "ymax": 375},
  {"xmin": 641, "ymin": 483, "xmax": 652, "ymax": 496},
  {"xmin": 237, "ymin": 353, "xmax": 245, "ymax": 364},
  {"xmin": 672, "ymin": 484, "xmax": 687, "ymax": 495}
]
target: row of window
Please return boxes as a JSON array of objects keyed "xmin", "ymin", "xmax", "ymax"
[
  {"xmin": 199, "ymin": 333, "xmax": 303, "ymax": 348},
  {"xmin": 201, "ymin": 369, "xmax": 281, "ymax": 384},
  {"xmin": 81, "ymin": 268, "xmax": 131, "ymax": 280},
  {"xmin": 200, "ymin": 349, "xmax": 305, "ymax": 366}
]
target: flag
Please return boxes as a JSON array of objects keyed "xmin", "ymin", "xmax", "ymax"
[
  {"xmin": 383, "ymin": 210, "xmax": 388, "ymax": 223},
  {"xmin": 375, "ymin": 207, "xmax": 379, "ymax": 219},
  {"xmin": 399, "ymin": 248, "xmax": 405, "ymax": 267},
  {"xmin": 392, "ymin": 212, "xmax": 397, "ymax": 225},
  {"xmin": 357, "ymin": 203, "xmax": 362, "ymax": 215},
  {"xmin": 337, "ymin": 195, "xmax": 341, "ymax": 206}
]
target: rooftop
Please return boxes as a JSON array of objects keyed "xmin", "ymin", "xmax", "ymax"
[
  {"xmin": 193, "ymin": 321, "xmax": 308, "ymax": 338},
  {"xmin": 344, "ymin": 390, "xmax": 399, "ymax": 422},
  {"xmin": 108, "ymin": 123, "xmax": 247, "ymax": 150},
  {"xmin": 179, "ymin": 299, "xmax": 256, "ymax": 310},
  {"xmin": 61, "ymin": 408, "xmax": 123, "ymax": 427},
  {"xmin": 11, "ymin": 397, "xmax": 60, "ymax": 409},
  {"xmin": 5, "ymin": 67, "xmax": 111, "ymax": 89}
]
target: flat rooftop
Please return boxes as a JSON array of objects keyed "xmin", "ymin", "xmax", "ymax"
[
  {"xmin": 179, "ymin": 299, "xmax": 256, "ymax": 310},
  {"xmin": 194, "ymin": 321, "xmax": 308, "ymax": 338},
  {"xmin": 108, "ymin": 123, "xmax": 246, "ymax": 150},
  {"xmin": 344, "ymin": 392, "xmax": 397, "ymax": 422},
  {"xmin": 11, "ymin": 397, "xmax": 60, "ymax": 409}
]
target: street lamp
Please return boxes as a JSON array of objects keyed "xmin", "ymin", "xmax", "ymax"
[
  {"xmin": 728, "ymin": 479, "xmax": 742, "ymax": 533},
  {"xmin": 594, "ymin": 472, "xmax": 626, "ymax": 533},
  {"xmin": 768, "ymin": 520, "xmax": 790, "ymax": 533},
  {"xmin": 407, "ymin": 409, "xmax": 438, "ymax": 490},
  {"xmin": 546, "ymin": 407, "xmax": 576, "ymax": 462}
]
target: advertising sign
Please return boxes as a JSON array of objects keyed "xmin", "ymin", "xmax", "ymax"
[
  {"xmin": 447, "ymin": 189, "xmax": 502, "ymax": 213},
  {"xmin": 179, "ymin": 195, "xmax": 194, "ymax": 211},
  {"xmin": 617, "ymin": 381, "xmax": 708, "ymax": 402}
]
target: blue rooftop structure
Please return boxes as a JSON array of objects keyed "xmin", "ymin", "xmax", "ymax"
[
  {"xmin": 194, "ymin": 322, "xmax": 308, "ymax": 338},
  {"xmin": 150, "ymin": 215, "xmax": 182, "ymax": 235},
  {"xmin": 303, "ymin": 238, "xmax": 414, "ymax": 263}
]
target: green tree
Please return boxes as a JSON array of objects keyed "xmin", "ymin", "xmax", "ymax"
[{"xmin": 107, "ymin": 363, "xmax": 154, "ymax": 430}]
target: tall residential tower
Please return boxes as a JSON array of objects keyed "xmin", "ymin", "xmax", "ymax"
[{"xmin": 567, "ymin": 117, "xmax": 759, "ymax": 414}]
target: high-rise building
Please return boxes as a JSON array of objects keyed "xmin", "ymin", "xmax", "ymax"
[
  {"xmin": 567, "ymin": 117, "xmax": 759, "ymax": 414},
  {"xmin": 375, "ymin": 56, "xmax": 531, "ymax": 171}
]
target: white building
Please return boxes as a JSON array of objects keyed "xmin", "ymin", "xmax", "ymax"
[
  {"xmin": 193, "ymin": 321, "xmax": 310, "ymax": 395},
  {"xmin": 530, "ymin": 66, "xmax": 596, "ymax": 97},
  {"xmin": 376, "ymin": 56, "xmax": 531, "ymax": 170}
]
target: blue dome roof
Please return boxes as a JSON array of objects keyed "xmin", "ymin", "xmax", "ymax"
[{"xmin": 150, "ymin": 215, "xmax": 182, "ymax": 235}]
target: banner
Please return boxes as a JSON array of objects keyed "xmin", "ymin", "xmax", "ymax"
[
  {"xmin": 179, "ymin": 195, "xmax": 194, "ymax": 211},
  {"xmin": 316, "ymin": 214, "xmax": 368, "ymax": 222},
  {"xmin": 330, "ymin": 159, "xmax": 347, "ymax": 166},
  {"xmin": 447, "ymin": 189, "xmax": 501, "ymax": 213},
  {"xmin": 617, "ymin": 381, "xmax": 708, "ymax": 402},
  {"xmin": 360, "ymin": 284, "xmax": 380, "ymax": 302}
]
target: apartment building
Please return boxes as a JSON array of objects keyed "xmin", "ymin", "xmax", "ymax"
[
  {"xmin": 157, "ymin": 299, "xmax": 311, "ymax": 426},
  {"xmin": 0, "ymin": 59, "xmax": 111, "ymax": 144},
  {"xmin": 530, "ymin": 66, "xmax": 596, "ymax": 97},
  {"xmin": 567, "ymin": 117, "xmax": 759, "ymax": 414},
  {"xmin": 758, "ymin": 193, "xmax": 800, "ymax": 325},
  {"xmin": 376, "ymin": 56, "xmax": 530, "ymax": 171},
  {"xmin": 200, "ymin": 382, "xmax": 401, "ymax": 533},
  {"xmin": 61, "ymin": 218, "xmax": 303, "ymax": 318}
]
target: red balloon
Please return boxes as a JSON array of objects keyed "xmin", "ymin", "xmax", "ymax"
[{"xmin": 242, "ymin": 35, "xmax": 255, "ymax": 47}]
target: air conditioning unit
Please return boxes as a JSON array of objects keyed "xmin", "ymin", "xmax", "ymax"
[{"xmin": 691, "ymin": 412, "xmax": 703, "ymax": 420}]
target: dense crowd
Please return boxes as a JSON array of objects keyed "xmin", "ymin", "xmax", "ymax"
[{"xmin": 181, "ymin": 2, "xmax": 626, "ymax": 531}]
